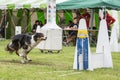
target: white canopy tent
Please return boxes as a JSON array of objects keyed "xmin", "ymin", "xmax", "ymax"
[
  {"xmin": 0, "ymin": 0, "xmax": 67, "ymax": 39},
  {"xmin": 0, "ymin": 0, "xmax": 47, "ymax": 9},
  {"xmin": 0, "ymin": 0, "xmax": 67, "ymax": 50},
  {"xmin": 0, "ymin": 0, "xmax": 67, "ymax": 9}
]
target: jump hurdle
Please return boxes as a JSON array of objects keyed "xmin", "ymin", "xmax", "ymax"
[
  {"xmin": 73, "ymin": 18, "xmax": 113, "ymax": 71},
  {"xmin": 110, "ymin": 10, "xmax": 120, "ymax": 52}
]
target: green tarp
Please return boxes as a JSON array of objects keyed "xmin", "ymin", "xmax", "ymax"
[
  {"xmin": 17, "ymin": 9, "xmax": 23, "ymax": 26},
  {"xmin": 37, "ymin": 10, "xmax": 45, "ymax": 25},
  {"xmin": 56, "ymin": 12, "xmax": 59, "ymax": 25},
  {"xmin": 64, "ymin": 10, "xmax": 73, "ymax": 25},
  {"xmin": 94, "ymin": 9, "xmax": 99, "ymax": 29},
  {"xmin": 57, "ymin": 0, "xmax": 120, "ymax": 10},
  {"xmin": 27, "ymin": 10, "xmax": 31, "ymax": 32}
]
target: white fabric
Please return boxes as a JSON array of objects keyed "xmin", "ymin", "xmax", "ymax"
[
  {"xmin": 73, "ymin": 19, "xmax": 93, "ymax": 71},
  {"xmin": 111, "ymin": 10, "xmax": 119, "ymax": 38},
  {"xmin": 110, "ymin": 26, "xmax": 120, "ymax": 52},
  {"xmin": 78, "ymin": 18, "xmax": 87, "ymax": 30},
  {"xmin": 0, "ymin": 0, "xmax": 67, "ymax": 9},
  {"xmin": 0, "ymin": 0, "xmax": 46, "ymax": 9},
  {"xmin": 36, "ymin": 0, "xmax": 62, "ymax": 51},
  {"xmin": 36, "ymin": 25, "xmax": 41, "ymax": 33},
  {"xmin": 110, "ymin": 10, "xmax": 120, "ymax": 52},
  {"xmin": 99, "ymin": 9, "xmax": 104, "ymax": 20},
  {"xmin": 96, "ymin": 19, "xmax": 109, "ymax": 53},
  {"xmin": 96, "ymin": 19, "xmax": 113, "ymax": 68},
  {"xmin": 36, "ymin": 23, "xmax": 62, "ymax": 50},
  {"xmin": 91, "ymin": 53, "xmax": 104, "ymax": 69}
]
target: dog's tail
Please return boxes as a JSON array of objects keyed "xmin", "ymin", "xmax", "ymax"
[{"xmin": 5, "ymin": 43, "xmax": 15, "ymax": 53}]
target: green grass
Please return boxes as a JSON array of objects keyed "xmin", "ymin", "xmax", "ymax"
[{"xmin": 0, "ymin": 40, "xmax": 120, "ymax": 80}]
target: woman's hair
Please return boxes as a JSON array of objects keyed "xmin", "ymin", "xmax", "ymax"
[
  {"xmin": 101, "ymin": 10, "xmax": 107, "ymax": 19},
  {"xmin": 35, "ymin": 20, "xmax": 39, "ymax": 23},
  {"xmin": 74, "ymin": 17, "xmax": 78, "ymax": 20}
]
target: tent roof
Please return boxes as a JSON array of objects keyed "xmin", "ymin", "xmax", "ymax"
[
  {"xmin": 0, "ymin": 0, "xmax": 47, "ymax": 9},
  {"xmin": 0, "ymin": 0, "xmax": 66, "ymax": 10},
  {"xmin": 56, "ymin": 0, "xmax": 120, "ymax": 10}
]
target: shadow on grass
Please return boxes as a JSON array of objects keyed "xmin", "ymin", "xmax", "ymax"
[{"xmin": 0, "ymin": 59, "xmax": 54, "ymax": 66}]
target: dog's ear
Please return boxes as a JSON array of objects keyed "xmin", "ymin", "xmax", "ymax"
[
  {"xmin": 34, "ymin": 33, "xmax": 44, "ymax": 41},
  {"xmin": 34, "ymin": 33, "xmax": 41, "ymax": 41},
  {"xmin": 37, "ymin": 33, "xmax": 44, "ymax": 37}
]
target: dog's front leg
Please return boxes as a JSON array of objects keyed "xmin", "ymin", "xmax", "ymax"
[
  {"xmin": 26, "ymin": 55, "xmax": 32, "ymax": 62},
  {"xmin": 19, "ymin": 49, "xmax": 32, "ymax": 63},
  {"xmin": 19, "ymin": 49, "xmax": 27, "ymax": 63},
  {"xmin": 25, "ymin": 47, "xmax": 32, "ymax": 62},
  {"xmin": 19, "ymin": 55, "xmax": 25, "ymax": 64},
  {"xmin": 25, "ymin": 52, "xmax": 32, "ymax": 62},
  {"xmin": 19, "ymin": 56, "xmax": 25, "ymax": 64}
]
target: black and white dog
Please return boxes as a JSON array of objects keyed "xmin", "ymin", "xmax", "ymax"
[{"xmin": 5, "ymin": 33, "xmax": 46, "ymax": 63}]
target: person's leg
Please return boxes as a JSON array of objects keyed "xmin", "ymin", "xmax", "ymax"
[
  {"xmin": 63, "ymin": 31, "xmax": 77, "ymax": 46},
  {"xmin": 108, "ymin": 26, "xmax": 111, "ymax": 37},
  {"xmin": 64, "ymin": 35, "xmax": 76, "ymax": 46},
  {"xmin": 66, "ymin": 35, "xmax": 76, "ymax": 43}
]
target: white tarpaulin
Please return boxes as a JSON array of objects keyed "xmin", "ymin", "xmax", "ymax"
[
  {"xmin": 0, "ymin": 0, "xmax": 67, "ymax": 9},
  {"xmin": 36, "ymin": 0, "xmax": 62, "ymax": 51},
  {"xmin": 0, "ymin": 0, "xmax": 47, "ymax": 9},
  {"xmin": 36, "ymin": 23, "xmax": 62, "ymax": 51}
]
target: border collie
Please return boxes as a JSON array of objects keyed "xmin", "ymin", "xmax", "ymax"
[{"xmin": 5, "ymin": 33, "xmax": 46, "ymax": 63}]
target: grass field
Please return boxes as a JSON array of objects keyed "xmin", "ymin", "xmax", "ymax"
[{"xmin": 0, "ymin": 40, "xmax": 120, "ymax": 80}]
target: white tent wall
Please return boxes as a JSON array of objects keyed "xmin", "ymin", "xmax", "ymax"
[
  {"xmin": 0, "ymin": 0, "xmax": 67, "ymax": 10},
  {"xmin": 36, "ymin": 0, "xmax": 62, "ymax": 52},
  {"xmin": 0, "ymin": 0, "xmax": 66, "ymax": 30},
  {"xmin": 118, "ymin": 11, "xmax": 120, "ymax": 38},
  {"xmin": 110, "ymin": 10, "xmax": 120, "ymax": 52},
  {"xmin": 0, "ymin": 0, "xmax": 46, "ymax": 9},
  {"xmin": 36, "ymin": 23, "xmax": 62, "ymax": 51}
]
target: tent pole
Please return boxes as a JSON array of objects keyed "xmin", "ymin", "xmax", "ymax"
[
  {"xmin": 5, "ymin": 9, "xmax": 6, "ymax": 39},
  {"xmin": 89, "ymin": 9, "xmax": 94, "ymax": 29},
  {"xmin": 8, "ymin": 10, "xmax": 15, "ymax": 29}
]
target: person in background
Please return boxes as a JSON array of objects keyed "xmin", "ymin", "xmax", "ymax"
[
  {"xmin": 39, "ymin": 21, "xmax": 43, "ymax": 27},
  {"xmin": 0, "ymin": 10, "xmax": 9, "ymax": 38},
  {"xmin": 105, "ymin": 11, "xmax": 115, "ymax": 36},
  {"xmin": 78, "ymin": 9, "xmax": 91, "ymax": 28},
  {"xmin": 100, "ymin": 11, "xmax": 115, "ymax": 36},
  {"xmin": 63, "ymin": 20, "xmax": 73, "ymax": 42},
  {"xmin": 32, "ymin": 20, "xmax": 40, "ymax": 33},
  {"xmin": 64, "ymin": 17, "xmax": 78, "ymax": 46}
]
